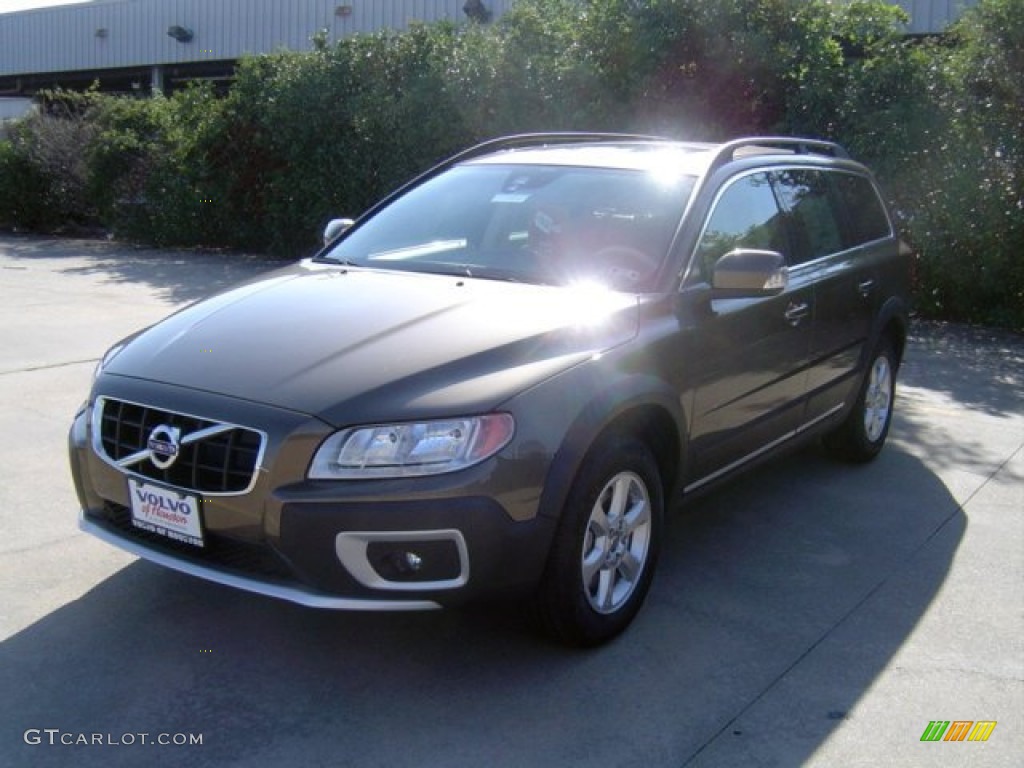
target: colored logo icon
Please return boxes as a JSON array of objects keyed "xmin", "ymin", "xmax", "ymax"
[{"xmin": 920, "ymin": 721, "xmax": 997, "ymax": 742}]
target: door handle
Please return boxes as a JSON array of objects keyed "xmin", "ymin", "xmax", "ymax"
[
  {"xmin": 784, "ymin": 301, "xmax": 810, "ymax": 326},
  {"xmin": 858, "ymin": 278, "xmax": 875, "ymax": 297}
]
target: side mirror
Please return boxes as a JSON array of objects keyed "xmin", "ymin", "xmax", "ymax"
[
  {"xmin": 323, "ymin": 218, "xmax": 355, "ymax": 247},
  {"xmin": 711, "ymin": 249, "xmax": 788, "ymax": 297}
]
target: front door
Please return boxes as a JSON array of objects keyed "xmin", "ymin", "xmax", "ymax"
[{"xmin": 684, "ymin": 172, "xmax": 814, "ymax": 485}]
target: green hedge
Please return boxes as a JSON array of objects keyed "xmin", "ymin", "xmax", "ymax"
[{"xmin": 0, "ymin": 0, "xmax": 1020, "ymax": 329}]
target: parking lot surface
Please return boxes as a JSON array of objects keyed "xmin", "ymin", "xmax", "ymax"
[{"xmin": 1, "ymin": 234, "xmax": 1021, "ymax": 767}]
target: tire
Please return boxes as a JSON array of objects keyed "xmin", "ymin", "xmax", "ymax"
[
  {"xmin": 824, "ymin": 337, "xmax": 897, "ymax": 463},
  {"xmin": 533, "ymin": 436, "xmax": 663, "ymax": 647}
]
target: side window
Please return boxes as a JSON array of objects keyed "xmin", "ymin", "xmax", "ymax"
[
  {"xmin": 831, "ymin": 173, "xmax": 892, "ymax": 246},
  {"xmin": 696, "ymin": 172, "xmax": 785, "ymax": 279},
  {"xmin": 772, "ymin": 169, "xmax": 844, "ymax": 264}
]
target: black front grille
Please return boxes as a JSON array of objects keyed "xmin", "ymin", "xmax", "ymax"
[
  {"xmin": 98, "ymin": 503, "xmax": 296, "ymax": 583},
  {"xmin": 99, "ymin": 398, "xmax": 263, "ymax": 494}
]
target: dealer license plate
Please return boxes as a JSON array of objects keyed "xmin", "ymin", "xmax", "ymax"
[{"xmin": 128, "ymin": 478, "xmax": 204, "ymax": 548}]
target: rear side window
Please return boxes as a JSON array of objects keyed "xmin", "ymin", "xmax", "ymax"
[
  {"xmin": 771, "ymin": 169, "xmax": 844, "ymax": 265},
  {"xmin": 831, "ymin": 173, "xmax": 892, "ymax": 246},
  {"xmin": 695, "ymin": 172, "xmax": 786, "ymax": 278}
]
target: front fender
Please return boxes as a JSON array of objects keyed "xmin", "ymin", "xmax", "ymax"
[{"xmin": 524, "ymin": 365, "xmax": 687, "ymax": 523}]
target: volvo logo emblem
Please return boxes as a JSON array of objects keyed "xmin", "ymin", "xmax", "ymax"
[{"xmin": 147, "ymin": 424, "xmax": 181, "ymax": 469}]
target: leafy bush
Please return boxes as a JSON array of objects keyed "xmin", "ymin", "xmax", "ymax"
[
  {"xmin": 0, "ymin": 89, "xmax": 102, "ymax": 231},
  {"xmin": 0, "ymin": 136, "xmax": 50, "ymax": 229},
  {"xmin": 902, "ymin": 0, "xmax": 1023, "ymax": 328},
  {"xmin": 86, "ymin": 84, "xmax": 227, "ymax": 246}
]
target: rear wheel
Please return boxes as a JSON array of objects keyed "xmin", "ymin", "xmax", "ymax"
[
  {"xmin": 533, "ymin": 436, "xmax": 663, "ymax": 647},
  {"xmin": 824, "ymin": 337, "xmax": 897, "ymax": 462}
]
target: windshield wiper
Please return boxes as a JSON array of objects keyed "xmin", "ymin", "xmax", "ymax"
[
  {"xmin": 314, "ymin": 253, "xmax": 360, "ymax": 266},
  {"xmin": 456, "ymin": 265, "xmax": 534, "ymax": 284}
]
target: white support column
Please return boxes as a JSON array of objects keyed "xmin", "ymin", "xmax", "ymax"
[{"xmin": 151, "ymin": 65, "xmax": 164, "ymax": 95}]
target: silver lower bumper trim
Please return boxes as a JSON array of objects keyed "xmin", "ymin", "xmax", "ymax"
[{"xmin": 79, "ymin": 512, "xmax": 442, "ymax": 612}]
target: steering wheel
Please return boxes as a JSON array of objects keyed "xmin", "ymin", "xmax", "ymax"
[{"xmin": 591, "ymin": 245, "xmax": 661, "ymax": 286}]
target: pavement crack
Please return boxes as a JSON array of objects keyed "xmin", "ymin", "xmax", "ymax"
[
  {"xmin": 0, "ymin": 358, "xmax": 98, "ymax": 376},
  {"xmin": 0, "ymin": 532, "xmax": 86, "ymax": 558}
]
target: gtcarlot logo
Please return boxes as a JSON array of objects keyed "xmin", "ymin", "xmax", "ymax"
[{"xmin": 24, "ymin": 729, "xmax": 203, "ymax": 747}]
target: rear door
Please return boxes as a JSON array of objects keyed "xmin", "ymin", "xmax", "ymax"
[
  {"xmin": 772, "ymin": 169, "xmax": 892, "ymax": 426},
  {"xmin": 685, "ymin": 171, "xmax": 815, "ymax": 484}
]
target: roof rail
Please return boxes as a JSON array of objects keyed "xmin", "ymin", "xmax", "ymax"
[
  {"xmin": 709, "ymin": 136, "xmax": 850, "ymax": 173},
  {"xmin": 438, "ymin": 131, "xmax": 672, "ymax": 166}
]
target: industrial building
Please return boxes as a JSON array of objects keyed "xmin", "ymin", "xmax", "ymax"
[
  {"xmin": 897, "ymin": 0, "xmax": 979, "ymax": 34},
  {"xmin": 0, "ymin": 0, "xmax": 512, "ymax": 104}
]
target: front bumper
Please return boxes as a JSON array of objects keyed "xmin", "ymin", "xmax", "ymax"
[
  {"xmin": 78, "ymin": 510, "xmax": 441, "ymax": 610},
  {"xmin": 69, "ymin": 380, "xmax": 556, "ymax": 610}
]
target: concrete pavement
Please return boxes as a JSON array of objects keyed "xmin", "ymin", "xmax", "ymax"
[{"xmin": 0, "ymin": 234, "xmax": 1020, "ymax": 767}]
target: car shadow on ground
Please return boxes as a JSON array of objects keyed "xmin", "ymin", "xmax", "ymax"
[
  {"xmin": 1, "ymin": 438, "xmax": 964, "ymax": 768},
  {"xmin": 0, "ymin": 234, "xmax": 289, "ymax": 305}
]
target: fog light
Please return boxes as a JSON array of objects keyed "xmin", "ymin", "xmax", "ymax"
[
  {"xmin": 366, "ymin": 540, "xmax": 462, "ymax": 583},
  {"xmin": 403, "ymin": 552, "xmax": 423, "ymax": 572}
]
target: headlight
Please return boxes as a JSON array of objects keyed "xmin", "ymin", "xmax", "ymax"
[{"xmin": 309, "ymin": 414, "xmax": 515, "ymax": 479}]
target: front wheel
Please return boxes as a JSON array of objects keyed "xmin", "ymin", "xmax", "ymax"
[
  {"xmin": 824, "ymin": 337, "xmax": 897, "ymax": 462},
  {"xmin": 533, "ymin": 436, "xmax": 663, "ymax": 647}
]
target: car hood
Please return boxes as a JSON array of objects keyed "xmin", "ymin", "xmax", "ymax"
[{"xmin": 103, "ymin": 261, "xmax": 640, "ymax": 425}]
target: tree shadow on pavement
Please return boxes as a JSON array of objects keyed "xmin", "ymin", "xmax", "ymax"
[
  {"xmin": 0, "ymin": 235, "xmax": 289, "ymax": 305},
  {"xmin": 900, "ymin": 320, "xmax": 1024, "ymax": 419},
  {"xmin": 894, "ymin": 320, "xmax": 1023, "ymax": 483}
]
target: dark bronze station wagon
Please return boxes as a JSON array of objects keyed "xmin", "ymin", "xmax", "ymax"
[{"xmin": 70, "ymin": 134, "xmax": 911, "ymax": 645}]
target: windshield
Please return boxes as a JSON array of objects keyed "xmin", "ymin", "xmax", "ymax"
[{"xmin": 321, "ymin": 163, "xmax": 696, "ymax": 290}]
